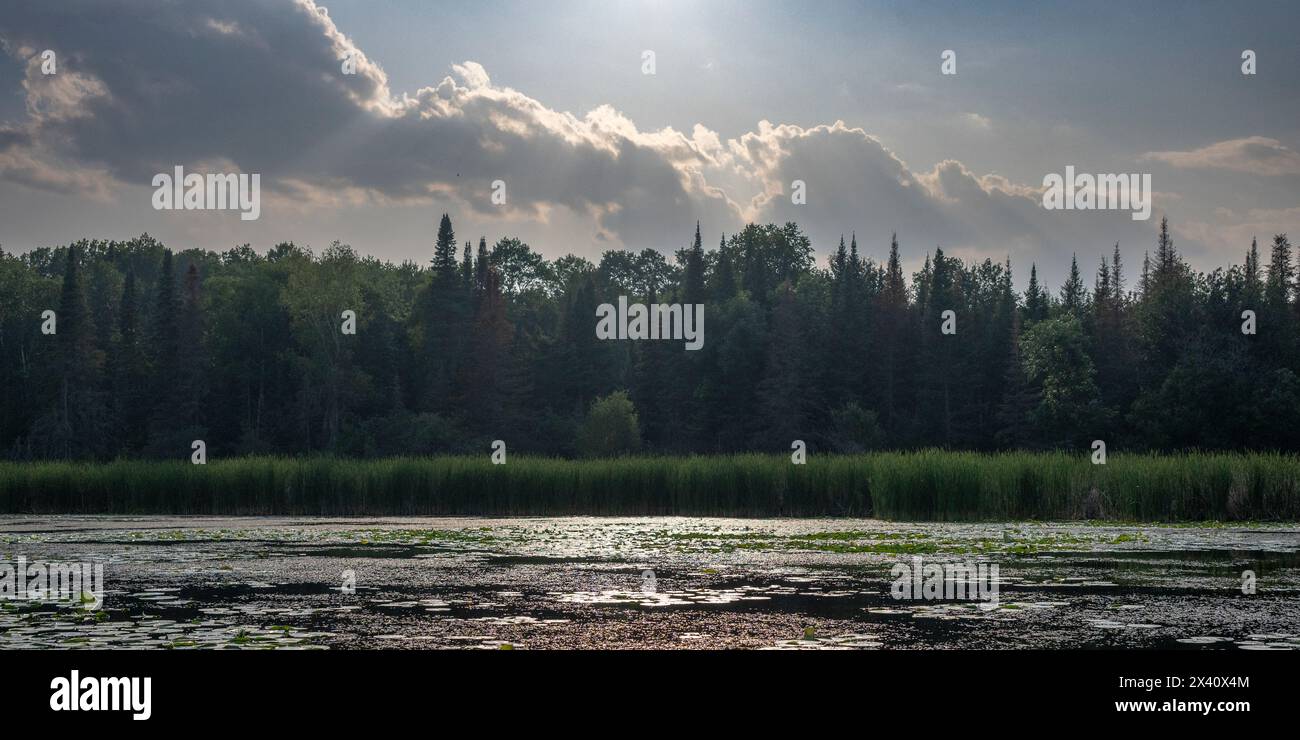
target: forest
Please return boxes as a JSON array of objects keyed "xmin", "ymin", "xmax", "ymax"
[{"xmin": 1, "ymin": 214, "xmax": 1297, "ymax": 461}]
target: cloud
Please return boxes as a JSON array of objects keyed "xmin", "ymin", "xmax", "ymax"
[
  {"xmin": 960, "ymin": 112, "xmax": 991, "ymax": 131},
  {"xmin": 0, "ymin": 141, "xmax": 112, "ymax": 197},
  {"xmin": 1143, "ymin": 137, "xmax": 1300, "ymax": 176},
  {"xmin": 0, "ymin": 0, "xmax": 749, "ymax": 248},
  {"xmin": 736, "ymin": 121, "xmax": 1157, "ymax": 276},
  {"xmin": 0, "ymin": 0, "xmax": 1231, "ymax": 281},
  {"xmin": 1177, "ymin": 205, "xmax": 1300, "ymax": 254}
]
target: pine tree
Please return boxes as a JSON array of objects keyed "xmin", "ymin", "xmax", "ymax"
[
  {"xmin": 710, "ymin": 234, "xmax": 737, "ymax": 300},
  {"xmin": 459, "ymin": 266, "xmax": 514, "ymax": 433},
  {"xmin": 146, "ymin": 249, "xmax": 181, "ymax": 455},
  {"xmin": 111, "ymin": 268, "xmax": 149, "ymax": 452},
  {"xmin": 56, "ymin": 244, "xmax": 96, "ymax": 387},
  {"xmin": 1134, "ymin": 217, "xmax": 1199, "ymax": 410},
  {"xmin": 1060, "ymin": 253, "xmax": 1086, "ymax": 315},
  {"xmin": 1024, "ymin": 263, "xmax": 1048, "ymax": 323},
  {"xmin": 151, "ymin": 249, "xmax": 179, "ymax": 374},
  {"xmin": 1262, "ymin": 233, "xmax": 1297, "ymax": 367},
  {"xmin": 873, "ymin": 233, "xmax": 910, "ymax": 438},
  {"xmin": 1245, "ymin": 237, "xmax": 1262, "ymax": 301},
  {"xmin": 915, "ymin": 247, "xmax": 958, "ymax": 444},
  {"xmin": 1266, "ymin": 232, "xmax": 1294, "ymax": 308},
  {"xmin": 830, "ymin": 235, "xmax": 848, "ymax": 288},
  {"xmin": 556, "ymin": 273, "xmax": 609, "ymax": 417},
  {"xmin": 741, "ymin": 227, "xmax": 768, "ymax": 305},
  {"xmin": 1093, "ymin": 257, "xmax": 1112, "ymax": 315},
  {"xmin": 46, "ymin": 244, "xmax": 103, "ymax": 457},
  {"xmin": 475, "ymin": 236, "xmax": 490, "ymax": 293},
  {"xmin": 176, "ymin": 264, "xmax": 208, "ymax": 441},
  {"xmin": 826, "ymin": 235, "xmax": 853, "ymax": 405},
  {"xmin": 433, "ymin": 214, "xmax": 458, "ymax": 283},
  {"xmin": 461, "ymin": 240, "xmax": 475, "ymax": 293},
  {"xmin": 676, "ymin": 224, "xmax": 707, "ymax": 448},
  {"xmin": 630, "ymin": 284, "xmax": 671, "ymax": 448},
  {"xmin": 755, "ymin": 282, "xmax": 807, "ymax": 448},
  {"xmin": 419, "ymin": 214, "xmax": 469, "ymax": 412},
  {"xmin": 828, "ymin": 233, "xmax": 869, "ymax": 407},
  {"xmin": 1156, "ymin": 216, "xmax": 1177, "ymax": 273},
  {"xmin": 1111, "ymin": 243, "xmax": 1126, "ymax": 305},
  {"xmin": 1091, "ymin": 250, "xmax": 1134, "ymax": 415},
  {"xmin": 995, "ymin": 320, "xmax": 1039, "ymax": 449},
  {"xmin": 683, "ymin": 222, "xmax": 705, "ymax": 305}
]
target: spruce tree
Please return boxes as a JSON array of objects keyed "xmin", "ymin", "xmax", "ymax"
[
  {"xmin": 872, "ymin": 233, "xmax": 910, "ymax": 439},
  {"xmin": 146, "ymin": 250, "xmax": 181, "ymax": 455},
  {"xmin": 755, "ymin": 282, "xmax": 807, "ymax": 448},
  {"xmin": 111, "ymin": 268, "xmax": 149, "ymax": 452},
  {"xmin": 683, "ymin": 222, "xmax": 706, "ymax": 305},
  {"xmin": 1060, "ymin": 253, "xmax": 1086, "ymax": 316},
  {"xmin": 47, "ymin": 244, "xmax": 103, "ymax": 457},
  {"xmin": 1024, "ymin": 263, "xmax": 1048, "ymax": 323},
  {"xmin": 707, "ymin": 234, "xmax": 735, "ymax": 301}
]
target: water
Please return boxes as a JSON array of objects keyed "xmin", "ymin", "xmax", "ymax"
[{"xmin": 2, "ymin": 516, "xmax": 1298, "ymax": 650}]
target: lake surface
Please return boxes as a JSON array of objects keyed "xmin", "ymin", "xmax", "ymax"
[{"xmin": 2, "ymin": 516, "xmax": 1298, "ymax": 650}]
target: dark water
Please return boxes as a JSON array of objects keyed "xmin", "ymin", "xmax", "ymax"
[{"xmin": 2, "ymin": 516, "xmax": 1298, "ymax": 650}]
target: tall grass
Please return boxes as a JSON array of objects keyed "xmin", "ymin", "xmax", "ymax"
[{"xmin": 1, "ymin": 452, "xmax": 1298, "ymax": 520}]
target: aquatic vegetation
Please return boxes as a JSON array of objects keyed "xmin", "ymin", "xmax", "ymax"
[
  {"xmin": 2, "ymin": 515, "xmax": 1298, "ymax": 650},
  {"xmin": 1, "ymin": 451, "xmax": 1299, "ymax": 521}
]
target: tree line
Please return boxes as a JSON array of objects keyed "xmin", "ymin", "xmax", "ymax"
[{"xmin": 1, "ymin": 214, "xmax": 1297, "ymax": 459}]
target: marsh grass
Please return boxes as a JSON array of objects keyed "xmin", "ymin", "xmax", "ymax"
[{"xmin": 1, "ymin": 451, "xmax": 1298, "ymax": 520}]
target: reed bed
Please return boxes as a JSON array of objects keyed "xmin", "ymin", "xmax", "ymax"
[{"xmin": 1, "ymin": 452, "xmax": 1298, "ymax": 520}]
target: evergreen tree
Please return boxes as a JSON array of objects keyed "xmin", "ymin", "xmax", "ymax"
[
  {"xmin": 995, "ymin": 321, "xmax": 1040, "ymax": 448},
  {"xmin": 555, "ymin": 274, "xmax": 609, "ymax": 417},
  {"xmin": 915, "ymin": 248, "xmax": 959, "ymax": 444},
  {"xmin": 1111, "ymin": 244, "xmax": 1127, "ymax": 305},
  {"xmin": 755, "ymin": 282, "xmax": 807, "ymax": 448},
  {"xmin": 1265, "ymin": 232, "xmax": 1294, "ymax": 307},
  {"xmin": 1059, "ymin": 253, "xmax": 1086, "ymax": 316},
  {"xmin": 1262, "ymin": 233, "xmax": 1297, "ymax": 366},
  {"xmin": 459, "ymin": 266, "xmax": 514, "ymax": 433},
  {"xmin": 146, "ymin": 249, "xmax": 181, "ymax": 456},
  {"xmin": 461, "ymin": 240, "xmax": 475, "ymax": 293},
  {"xmin": 4, "ymin": 215, "xmax": 1300, "ymax": 459},
  {"xmin": 1132, "ymin": 218, "xmax": 1200, "ymax": 436},
  {"xmin": 676, "ymin": 224, "xmax": 707, "ymax": 447},
  {"xmin": 475, "ymin": 236, "xmax": 490, "ymax": 293},
  {"xmin": 110, "ymin": 269, "xmax": 149, "ymax": 453},
  {"xmin": 40, "ymin": 244, "xmax": 104, "ymax": 458},
  {"xmin": 419, "ymin": 214, "xmax": 469, "ymax": 412},
  {"xmin": 1156, "ymin": 216, "xmax": 1177, "ymax": 272},
  {"xmin": 741, "ymin": 227, "xmax": 769, "ymax": 305},
  {"xmin": 1024, "ymin": 263, "xmax": 1049, "ymax": 323},
  {"xmin": 433, "ymin": 214, "xmax": 458, "ymax": 281},
  {"xmin": 872, "ymin": 233, "xmax": 910, "ymax": 439},
  {"xmin": 176, "ymin": 264, "xmax": 208, "ymax": 440},
  {"xmin": 710, "ymin": 234, "xmax": 737, "ymax": 300},
  {"xmin": 683, "ymin": 222, "xmax": 706, "ymax": 305},
  {"xmin": 1244, "ymin": 237, "xmax": 1262, "ymax": 306}
]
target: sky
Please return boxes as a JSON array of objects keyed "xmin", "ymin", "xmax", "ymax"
[{"xmin": 1, "ymin": 0, "xmax": 1299, "ymax": 288}]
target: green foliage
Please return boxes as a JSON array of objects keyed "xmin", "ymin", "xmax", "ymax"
[
  {"xmin": 576, "ymin": 391, "xmax": 641, "ymax": 458},
  {"xmin": 1019, "ymin": 314, "xmax": 1109, "ymax": 445},
  {"xmin": 828, "ymin": 402, "xmax": 885, "ymax": 453},
  {"xmin": 2, "ymin": 451, "xmax": 1297, "ymax": 521},
  {"xmin": 0, "ymin": 216, "xmax": 1297, "ymax": 461},
  {"xmin": 489, "ymin": 237, "xmax": 550, "ymax": 295}
]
